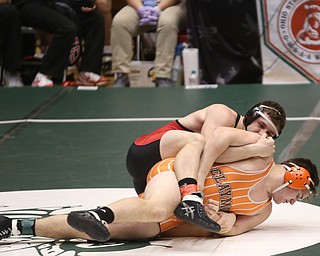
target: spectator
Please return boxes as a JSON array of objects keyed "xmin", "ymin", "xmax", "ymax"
[
  {"xmin": 96, "ymin": 0, "xmax": 112, "ymax": 74},
  {"xmin": 0, "ymin": 1, "xmax": 23, "ymax": 87},
  {"xmin": 112, "ymin": 0, "xmax": 187, "ymax": 87},
  {"xmin": 96, "ymin": 0, "xmax": 112, "ymax": 54},
  {"xmin": 12, "ymin": 0, "xmax": 109, "ymax": 87}
]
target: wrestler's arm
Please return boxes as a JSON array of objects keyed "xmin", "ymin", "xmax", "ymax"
[
  {"xmin": 161, "ymin": 204, "xmax": 272, "ymax": 238},
  {"xmin": 197, "ymin": 102, "xmax": 275, "ymax": 190},
  {"xmin": 216, "ymin": 137, "xmax": 275, "ymax": 163},
  {"xmin": 197, "ymin": 127, "xmax": 262, "ymax": 189},
  {"xmin": 200, "ymin": 105, "xmax": 274, "ymax": 164},
  {"xmin": 219, "ymin": 204, "xmax": 272, "ymax": 236},
  {"xmin": 204, "ymin": 199, "xmax": 237, "ymax": 234}
]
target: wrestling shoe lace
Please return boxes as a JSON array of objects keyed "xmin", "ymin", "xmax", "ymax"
[
  {"xmin": 67, "ymin": 210, "xmax": 110, "ymax": 242},
  {"xmin": 174, "ymin": 193, "xmax": 221, "ymax": 233}
]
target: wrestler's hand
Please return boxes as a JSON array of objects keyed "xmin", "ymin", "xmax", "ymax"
[
  {"xmin": 204, "ymin": 199, "xmax": 220, "ymax": 222},
  {"xmin": 215, "ymin": 211, "xmax": 236, "ymax": 234},
  {"xmin": 253, "ymin": 133, "xmax": 275, "ymax": 158},
  {"xmin": 205, "ymin": 199, "xmax": 236, "ymax": 234}
]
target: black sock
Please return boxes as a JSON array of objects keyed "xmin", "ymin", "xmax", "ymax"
[
  {"xmin": 17, "ymin": 219, "xmax": 35, "ymax": 235},
  {"xmin": 93, "ymin": 207, "xmax": 114, "ymax": 223},
  {"xmin": 178, "ymin": 178, "xmax": 197, "ymax": 187}
]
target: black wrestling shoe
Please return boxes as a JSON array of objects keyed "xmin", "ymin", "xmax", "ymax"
[
  {"xmin": 0, "ymin": 216, "xmax": 12, "ymax": 240},
  {"xmin": 67, "ymin": 211, "xmax": 110, "ymax": 242},
  {"xmin": 174, "ymin": 194, "xmax": 221, "ymax": 233}
]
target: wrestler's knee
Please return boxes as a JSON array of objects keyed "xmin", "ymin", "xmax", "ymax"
[
  {"xmin": 148, "ymin": 203, "xmax": 173, "ymax": 222},
  {"xmin": 189, "ymin": 133, "xmax": 205, "ymax": 149}
]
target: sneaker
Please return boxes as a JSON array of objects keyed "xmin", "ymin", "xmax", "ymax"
[
  {"xmin": 77, "ymin": 72, "xmax": 110, "ymax": 86},
  {"xmin": 3, "ymin": 71, "xmax": 23, "ymax": 88},
  {"xmin": 113, "ymin": 73, "xmax": 130, "ymax": 88},
  {"xmin": 67, "ymin": 211, "xmax": 110, "ymax": 242},
  {"xmin": 32, "ymin": 72, "xmax": 54, "ymax": 87},
  {"xmin": 0, "ymin": 216, "xmax": 12, "ymax": 240},
  {"xmin": 62, "ymin": 80, "xmax": 78, "ymax": 87},
  {"xmin": 174, "ymin": 193, "xmax": 221, "ymax": 233},
  {"xmin": 155, "ymin": 78, "xmax": 171, "ymax": 88}
]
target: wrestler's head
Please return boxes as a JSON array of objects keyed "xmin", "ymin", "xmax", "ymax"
[
  {"xmin": 272, "ymin": 158, "xmax": 319, "ymax": 204},
  {"xmin": 243, "ymin": 101, "xmax": 286, "ymax": 138}
]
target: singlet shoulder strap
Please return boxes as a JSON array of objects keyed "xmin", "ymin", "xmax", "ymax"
[
  {"xmin": 234, "ymin": 112, "xmax": 241, "ymax": 128},
  {"xmin": 176, "ymin": 119, "xmax": 194, "ymax": 132}
]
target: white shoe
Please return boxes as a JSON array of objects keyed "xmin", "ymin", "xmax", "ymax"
[
  {"xmin": 3, "ymin": 71, "xmax": 23, "ymax": 88},
  {"xmin": 31, "ymin": 72, "xmax": 54, "ymax": 87}
]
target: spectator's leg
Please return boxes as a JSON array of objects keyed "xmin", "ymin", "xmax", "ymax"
[
  {"xmin": 17, "ymin": 3, "xmax": 76, "ymax": 81},
  {"xmin": 154, "ymin": 2, "xmax": 187, "ymax": 80},
  {"xmin": 77, "ymin": 11, "xmax": 105, "ymax": 74}
]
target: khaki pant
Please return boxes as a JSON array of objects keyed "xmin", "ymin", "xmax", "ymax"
[{"xmin": 111, "ymin": 1, "xmax": 186, "ymax": 79}]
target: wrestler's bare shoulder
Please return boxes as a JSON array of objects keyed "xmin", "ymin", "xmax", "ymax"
[
  {"xmin": 184, "ymin": 104, "xmax": 235, "ymax": 120},
  {"xmin": 179, "ymin": 104, "xmax": 237, "ymax": 131},
  {"xmin": 205, "ymin": 104, "xmax": 236, "ymax": 114}
]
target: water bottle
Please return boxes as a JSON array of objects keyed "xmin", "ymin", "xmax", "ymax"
[
  {"xmin": 144, "ymin": 0, "xmax": 156, "ymax": 7},
  {"xmin": 171, "ymin": 43, "xmax": 186, "ymax": 86},
  {"xmin": 189, "ymin": 70, "xmax": 198, "ymax": 85}
]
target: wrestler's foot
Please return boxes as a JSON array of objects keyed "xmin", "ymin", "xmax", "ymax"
[
  {"xmin": 174, "ymin": 193, "xmax": 221, "ymax": 233},
  {"xmin": 0, "ymin": 216, "xmax": 12, "ymax": 240},
  {"xmin": 67, "ymin": 210, "xmax": 110, "ymax": 242}
]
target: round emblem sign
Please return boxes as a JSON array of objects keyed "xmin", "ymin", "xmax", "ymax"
[{"xmin": 278, "ymin": 0, "xmax": 320, "ymax": 63}]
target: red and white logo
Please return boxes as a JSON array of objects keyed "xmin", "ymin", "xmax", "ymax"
[
  {"xmin": 69, "ymin": 36, "xmax": 82, "ymax": 66},
  {"xmin": 263, "ymin": 0, "xmax": 320, "ymax": 82}
]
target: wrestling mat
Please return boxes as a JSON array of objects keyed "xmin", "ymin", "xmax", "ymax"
[{"xmin": 1, "ymin": 188, "xmax": 320, "ymax": 256}]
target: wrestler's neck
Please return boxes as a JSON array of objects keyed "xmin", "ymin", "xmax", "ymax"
[{"xmin": 266, "ymin": 164, "xmax": 286, "ymax": 195}]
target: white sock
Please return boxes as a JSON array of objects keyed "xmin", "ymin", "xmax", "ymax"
[{"xmin": 11, "ymin": 219, "xmax": 21, "ymax": 236}]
